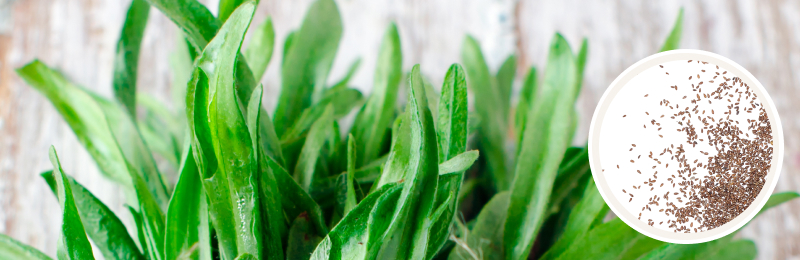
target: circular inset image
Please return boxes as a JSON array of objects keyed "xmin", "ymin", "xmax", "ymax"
[{"xmin": 588, "ymin": 50, "xmax": 783, "ymax": 244}]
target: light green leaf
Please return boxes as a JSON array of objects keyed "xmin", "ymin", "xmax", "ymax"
[
  {"xmin": 274, "ymin": 0, "xmax": 343, "ymax": 134},
  {"xmin": 0, "ymin": 234, "xmax": 51, "ymax": 260},
  {"xmin": 548, "ymin": 148, "xmax": 590, "ymax": 214},
  {"xmin": 496, "ymin": 55, "xmax": 517, "ymax": 116},
  {"xmin": 41, "ymin": 171, "xmax": 144, "ymax": 260},
  {"xmin": 757, "ymin": 191, "xmax": 799, "ymax": 217},
  {"xmin": 164, "ymin": 145, "xmax": 202, "ymax": 260},
  {"xmin": 575, "ymin": 38, "xmax": 588, "ymax": 96},
  {"xmin": 514, "ymin": 67, "xmax": 536, "ymax": 147},
  {"xmin": 554, "ymin": 219, "xmax": 663, "ymax": 260},
  {"xmin": 438, "ymin": 151, "xmax": 479, "ymax": 175},
  {"xmin": 462, "ymin": 35, "xmax": 509, "ymax": 191},
  {"xmin": 113, "ymin": 0, "xmax": 150, "ymax": 117},
  {"xmin": 351, "ymin": 23, "xmax": 403, "ymax": 167},
  {"xmin": 330, "ymin": 58, "xmax": 362, "ymax": 90},
  {"xmin": 449, "ymin": 191, "xmax": 510, "ymax": 260},
  {"xmin": 244, "ymin": 17, "xmax": 275, "ymax": 81},
  {"xmin": 504, "ymin": 33, "xmax": 579, "ymax": 260},
  {"xmin": 49, "ymin": 147, "xmax": 95, "ymax": 260},
  {"xmin": 660, "ymin": 8, "xmax": 684, "ymax": 52},
  {"xmin": 218, "ymin": 0, "xmax": 246, "ymax": 23}
]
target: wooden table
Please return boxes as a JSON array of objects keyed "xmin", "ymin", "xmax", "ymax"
[{"xmin": 1, "ymin": 0, "xmax": 798, "ymax": 258}]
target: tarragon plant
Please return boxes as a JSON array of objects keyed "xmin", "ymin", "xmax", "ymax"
[{"xmin": 2, "ymin": 1, "xmax": 796, "ymax": 259}]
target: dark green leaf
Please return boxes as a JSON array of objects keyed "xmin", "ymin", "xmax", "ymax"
[
  {"xmin": 449, "ymin": 191, "xmax": 510, "ymax": 260},
  {"xmin": 41, "ymin": 170, "xmax": 144, "ymax": 260},
  {"xmin": 287, "ymin": 214, "xmax": 324, "ymax": 260},
  {"xmin": 294, "ymin": 105, "xmax": 334, "ymax": 191},
  {"xmin": 351, "ymin": 23, "xmax": 402, "ymax": 167},
  {"xmin": 164, "ymin": 145, "xmax": 203, "ymax": 260},
  {"xmin": 49, "ymin": 147, "xmax": 95, "ymax": 260},
  {"xmin": 274, "ymin": 0, "xmax": 343, "ymax": 134},
  {"xmin": 128, "ymin": 207, "xmax": 149, "ymax": 258},
  {"xmin": 660, "ymin": 8, "xmax": 684, "ymax": 52},
  {"xmin": 267, "ymin": 155, "xmax": 329, "ymax": 235},
  {"xmin": 218, "ymin": 0, "xmax": 246, "ymax": 23},
  {"xmin": 113, "ymin": 0, "xmax": 150, "ymax": 117},
  {"xmin": 548, "ymin": 148, "xmax": 590, "ymax": 214},
  {"xmin": 345, "ymin": 135, "xmax": 358, "ymax": 214},
  {"xmin": 462, "ymin": 35, "xmax": 509, "ymax": 191},
  {"xmin": 504, "ymin": 33, "xmax": 579, "ymax": 260},
  {"xmin": 0, "ymin": 234, "xmax": 51, "ymax": 260},
  {"xmin": 540, "ymin": 178, "xmax": 606, "ymax": 260},
  {"xmin": 244, "ymin": 17, "xmax": 275, "ymax": 81}
]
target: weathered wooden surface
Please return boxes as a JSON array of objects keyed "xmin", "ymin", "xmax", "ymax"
[{"xmin": 1, "ymin": 0, "xmax": 799, "ymax": 259}]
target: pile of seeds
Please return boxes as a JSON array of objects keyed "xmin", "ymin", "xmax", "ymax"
[{"xmin": 613, "ymin": 60, "xmax": 773, "ymax": 233}]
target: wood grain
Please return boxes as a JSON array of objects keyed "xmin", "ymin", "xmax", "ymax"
[{"xmin": 1, "ymin": 0, "xmax": 798, "ymax": 259}]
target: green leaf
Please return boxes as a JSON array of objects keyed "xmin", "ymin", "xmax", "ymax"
[
  {"xmin": 0, "ymin": 233, "xmax": 52, "ymax": 260},
  {"xmin": 266, "ymin": 155, "xmax": 329, "ymax": 235},
  {"xmin": 438, "ymin": 151, "xmax": 479, "ymax": 175},
  {"xmin": 575, "ymin": 38, "xmax": 588, "ymax": 96},
  {"xmin": 113, "ymin": 0, "xmax": 150, "ymax": 117},
  {"xmin": 49, "ymin": 147, "xmax": 95, "ymax": 260},
  {"xmin": 41, "ymin": 170, "xmax": 144, "ymax": 260},
  {"xmin": 540, "ymin": 178, "xmax": 606, "ymax": 260},
  {"xmin": 514, "ymin": 67, "xmax": 536, "ymax": 147},
  {"xmin": 660, "ymin": 8, "xmax": 684, "ymax": 52},
  {"xmin": 554, "ymin": 219, "xmax": 663, "ymax": 260},
  {"xmin": 127, "ymin": 206, "xmax": 149, "ymax": 258},
  {"xmin": 462, "ymin": 35, "xmax": 509, "ymax": 191},
  {"xmin": 351, "ymin": 23, "xmax": 403, "ymax": 167},
  {"xmin": 371, "ymin": 64, "xmax": 440, "ymax": 259},
  {"xmin": 17, "ymin": 61, "xmax": 130, "ymax": 186},
  {"xmin": 496, "ymin": 55, "xmax": 517, "ymax": 116},
  {"xmin": 310, "ymin": 183, "xmax": 402, "ymax": 260},
  {"xmin": 122, "ymin": 155, "xmax": 166, "ymax": 260},
  {"xmin": 330, "ymin": 58, "xmax": 362, "ymax": 90},
  {"xmin": 164, "ymin": 145, "xmax": 202, "ymax": 260},
  {"xmin": 504, "ymin": 33, "xmax": 579, "ymax": 260},
  {"xmin": 294, "ymin": 105, "xmax": 334, "ymax": 191},
  {"xmin": 757, "ymin": 191, "xmax": 799, "ymax": 217},
  {"xmin": 274, "ymin": 0, "xmax": 343, "ymax": 134},
  {"xmin": 428, "ymin": 64, "xmax": 470, "ymax": 258},
  {"xmin": 244, "ymin": 17, "xmax": 275, "ymax": 81},
  {"xmin": 192, "ymin": 2, "xmax": 264, "ymax": 259},
  {"xmin": 548, "ymin": 148, "xmax": 590, "ymax": 214},
  {"xmin": 344, "ymin": 135, "xmax": 358, "ymax": 215},
  {"xmin": 218, "ymin": 0, "xmax": 246, "ymax": 23},
  {"xmin": 137, "ymin": 94, "xmax": 182, "ymax": 167},
  {"xmin": 287, "ymin": 213, "xmax": 324, "ymax": 260},
  {"xmin": 449, "ymin": 191, "xmax": 510, "ymax": 260},
  {"xmin": 248, "ymin": 84, "xmax": 285, "ymax": 259},
  {"xmin": 705, "ymin": 240, "xmax": 757, "ymax": 260}
]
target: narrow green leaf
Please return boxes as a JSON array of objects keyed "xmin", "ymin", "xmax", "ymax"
[
  {"xmin": 248, "ymin": 84, "xmax": 285, "ymax": 259},
  {"xmin": 462, "ymin": 35, "xmax": 508, "ymax": 191},
  {"xmin": 122, "ymin": 157, "xmax": 166, "ymax": 260},
  {"xmin": 274, "ymin": 0, "xmax": 343, "ymax": 134},
  {"xmin": 128, "ymin": 207, "xmax": 149, "ymax": 258},
  {"xmin": 705, "ymin": 240, "xmax": 757, "ymax": 260},
  {"xmin": 428, "ymin": 64, "xmax": 469, "ymax": 257},
  {"xmin": 540, "ymin": 178, "xmax": 606, "ymax": 260},
  {"xmin": 310, "ymin": 183, "xmax": 402, "ymax": 260},
  {"xmin": 330, "ymin": 58, "xmax": 362, "ymax": 90},
  {"xmin": 660, "ymin": 8, "xmax": 684, "ymax": 52},
  {"xmin": 371, "ymin": 65, "xmax": 440, "ymax": 259},
  {"xmin": 423, "ymin": 76, "xmax": 439, "ymax": 122},
  {"xmin": 514, "ymin": 67, "xmax": 536, "ymax": 147},
  {"xmin": 345, "ymin": 135, "xmax": 358, "ymax": 214},
  {"xmin": 548, "ymin": 148, "xmax": 590, "ymax": 214},
  {"xmin": 41, "ymin": 171, "xmax": 144, "ymax": 260},
  {"xmin": 164, "ymin": 145, "xmax": 202, "ymax": 260},
  {"xmin": 287, "ymin": 214, "xmax": 324, "ymax": 260},
  {"xmin": 575, "ymin": 38, "xmax": 588, "ymax": 96},
  {"xmin": 438, "ymin": 151, "xmax": 479, "ymax": 175},
  {"xmin": 496, "ymin": 55, "xmax": 517, "ymax": 115},
  {"xmin": 757, "ymin": 191, "xmax": 799, "ymax": 217},
  {"xmin": 0, "ymin": 233, "xmax": 52, "ymax": 260},
  {"xmin": 294, "ymin": 105, "xmax": 334, "ymax": 191},
  {"xmin": 449, "ymin": 191, "xmax": 510, "ymax": 260},
  {"xmin": 137, "ymin": 94, "xmax": 182, "ymax": 167},
  {"xmin": 194, "ymin": 2, "xmax": 263, "ymax": 259},
  {"xmin": 351, "ymin": 23, "xmax": 403, "ymax": 167},
  {"xmin": 17, "ymin": 61, "xmax": 130, "ymax": 186},
  {"xmin": 504, "ymin": 33, "xmax": 579, "ymax": 260},
  {"xmin": 282, "ymin": 30, "xmax": 296, "ymax": 66},
  {"xmin": 244, "ymin": 17, "xmax": 275, "ymax": 81},
  {"xmin": 49, "ymin": 147, "xmax": 95, "ymax": 260},
  {"xmin": 113, "ymin": 0, "xmax": 150, "ymax": 117},
  {"xmin": 554, "ymin": 219, "xmax": 663, "ymax": 260}
]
